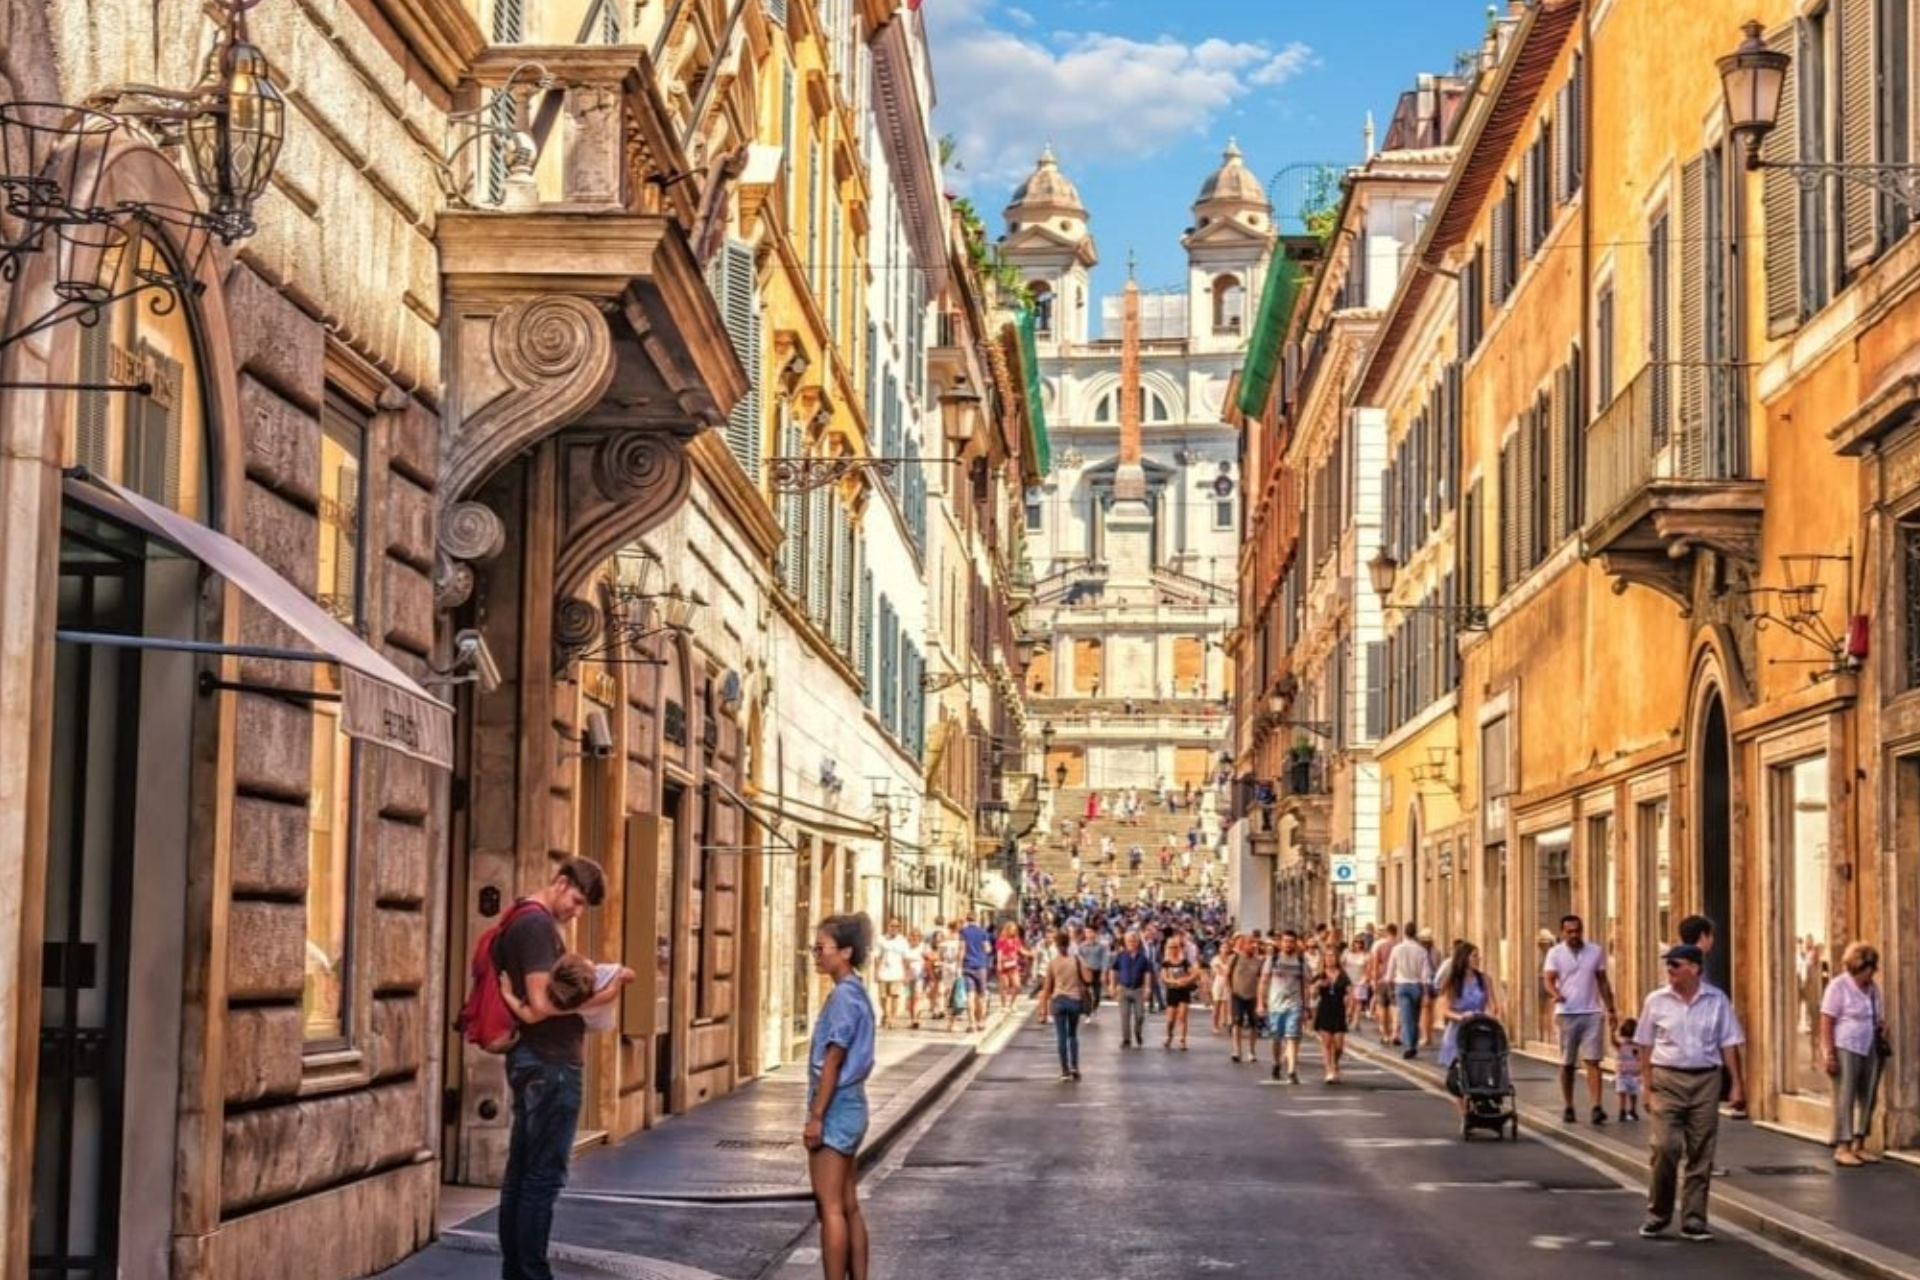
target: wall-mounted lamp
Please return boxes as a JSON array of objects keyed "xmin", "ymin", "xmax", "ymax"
[
  {"xmin": 1367, "ymin": 547, "xmax": 1490, "ymax": 631},
  {"xmin": 1738, "ymin": 547, "xmax": 1866, "ymax": 681},
  {"xmin": 820, "ymin": 758, "xmax": 844, "ymax": 797},
  {"xmin": 1411, "ymin": 744, "xmax": 1459, "ymax": 796}
]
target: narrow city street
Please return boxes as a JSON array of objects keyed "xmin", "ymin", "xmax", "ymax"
[{"xmin": 759, "ymin": 1013, "xmax": 1823, "ymax": 1280}]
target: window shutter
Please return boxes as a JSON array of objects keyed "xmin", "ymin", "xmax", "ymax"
[
  {"xmin": 1564, "ymin": 346, "xmax": 1584, "ymax": 537},
  {"xmin": 1446, "ymin": 361, "xmax": 1463, "ymax": 509},
  {"xmin": 1840, "ymin": 0, "xmax": 1879, "ymax": 265},
  {"xmin": 1499, "ymin": 443, "xmax": 1517, "ymax": 592},
  {"xmin": 74, "ymin": 322, "xmax": 110, "ymax": 475},
  {"xmin": 1649, "ymin": 211, "xmax": 1672, "ymax": 451},
  {"xmin": 1549, "ymin": 366, "xmax": 1569, "ymax": 544},
  {"xmin": 712, "ymin": 241, "xmax": 763, "ymax": 482},
  {"xmin": 1365, "ymin": 640, "xmax": 1385, "ymax": 741},
  {"xmin": 1465, "ymin": 479, "xmax": 1483, "ymax": 607},
  {"xmin": 780, "ymin": 416, "xmax": 806, "ymax": 597},
  {"xmin": 1763, "ymin": 22, "xmax": 1804, "ymax": 336},
  {"xmin": 1519, "ymin": 416, "xmax": 1538, "ymax": 574},
  {"xmin": 1678, "ymin": 154, "xmax": 1707, "ymax": 478},
  {"xmin": 807, "ymin": 488, "xmax": 830, "ymax": 621},
  {"xmin": 859, "ymin": 567, "xmax": 874, "ymax": 702},
  {"xmin": 1490, "ymin": 200, "xmax": 1510, "ymax": 304}
]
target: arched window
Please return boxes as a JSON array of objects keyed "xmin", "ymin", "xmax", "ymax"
[
  {"xmin": 1091, "ymin": 387, "xmax": 1173, "ymax": 425},
  {"xmin": 1029, "ymin": 280, "xmax": 1055, "ymax": 335},
  {"xmin": 1212, "ymin": 274, "xmax": 1245, "ymax": 335}
]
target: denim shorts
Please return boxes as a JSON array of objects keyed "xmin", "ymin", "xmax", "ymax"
[
  {"xmin": 812, "ymin": 1084, "xmax": 869, "ymax": 1156},
  {"xmin": 1266, "ymin": 1006, "xmax": 1304, "ymax": 1041}
]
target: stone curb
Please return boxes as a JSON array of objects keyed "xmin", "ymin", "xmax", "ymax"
[
  {"xmin": 1347, "ymin": 1038, "xmax": 1920, "ymax": 1280},
  {"xmin": 441, "ymin": 1228, "xmax": 731, "ymax": 1280}
]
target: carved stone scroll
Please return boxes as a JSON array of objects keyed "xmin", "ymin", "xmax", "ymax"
[{"xmin": 434, "ymin": 499, "xmax": 507, "ymax": 611}]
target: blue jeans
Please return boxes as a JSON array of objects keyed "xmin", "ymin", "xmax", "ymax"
[
  {"xmin": 1052, "ymin": 996, "xmax": 1084, "ymax": 1072},
  {"xmin": 499, "ymin": 1046, "xmax": 583, "ymax": 1280},
  {"xmin": 1396, "ymin": 983, "xmax": 1426, "ymax": 1053}
]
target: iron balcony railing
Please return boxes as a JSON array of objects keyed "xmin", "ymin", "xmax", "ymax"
[{"xmin": 1583, "ymin": 361, "xmax": 1752, "ymax": 530}]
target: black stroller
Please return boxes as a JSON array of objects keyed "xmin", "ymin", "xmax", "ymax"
[{"xmin": 1451, "ymin": 1014, "xmax": 1519, "ymax": 1141}]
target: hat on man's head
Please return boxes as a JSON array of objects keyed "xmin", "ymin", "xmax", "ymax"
[
  {"xmin": 1417, "ymin": 927, "xmax": 1435, "ymax": 943},
  {"xmin": 1662, "ymin": 943, "xmax": 1705, "ymax": 967}
]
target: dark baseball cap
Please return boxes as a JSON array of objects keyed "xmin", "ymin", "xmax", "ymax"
[{"xmin": 1663, "ymin": 943, "xmax": 1705, "ymax": 966}]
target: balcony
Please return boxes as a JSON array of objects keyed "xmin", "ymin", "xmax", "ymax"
[{"xmin": 1582, "ymin": 363, "xmax": 1763, "ymax": 608}]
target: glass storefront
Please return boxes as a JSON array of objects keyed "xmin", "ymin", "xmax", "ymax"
[{"xmin": 1779, "ymin": 756, "xmax": 1830, "ymax": 1097}]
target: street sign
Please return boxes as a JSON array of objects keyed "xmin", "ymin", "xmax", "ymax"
[{"xmin": 1330, "ymin": 857, "xmax": 1357, "ymax": 884}]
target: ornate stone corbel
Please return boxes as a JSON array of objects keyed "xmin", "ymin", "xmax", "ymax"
[
  {"xmin": 434, "ymin": 500, "xmax": 508, "ymax": 611},
  {"xmin": 553, "ymin": 596, "xmax": 604, "ymax": 674},
  {"xmin": 553, "ymin": 430, "xmax": 693, "ymax": 600}
]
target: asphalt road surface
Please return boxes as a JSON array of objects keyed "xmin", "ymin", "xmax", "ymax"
[{"xmin": 790, "ymin": 1012, "xmax": 1826, "ymax": 1280}]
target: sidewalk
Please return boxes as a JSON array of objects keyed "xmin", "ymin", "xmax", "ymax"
[
  {"xmin": 1349, "ymin": 1033, "xmax": 1920, "ymax": 1280},
  {"xmin": 372, "ymin": 1006, "xmax": 1021, "ymax": 1280}
]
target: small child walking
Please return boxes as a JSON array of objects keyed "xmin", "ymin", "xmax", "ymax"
[{"xmin": 1614, "ymin": 1017, "xmax": 1642, "ymax": 1121}]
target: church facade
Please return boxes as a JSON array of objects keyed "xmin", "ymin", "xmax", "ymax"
[{"xmin": 1006, "ymin": 146, "xmax": 1270, "ymax": 844}]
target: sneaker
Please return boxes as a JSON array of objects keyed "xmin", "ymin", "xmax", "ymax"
[
  {"xmin": 1289, "ymin": 1071, "xmax": 1300, "ymax": 1085},
  {"xmin": 1271, "ymin": 1063, "xmax": 1282, "ymax": 1080},
  {"xmin": 1060, "ymin": 1071, "xmax": 1074, "ymax": 1080},
  {"xmin": 1679, "ymin": 1220, "xmax": 1714, "ymax": 1242},
  {"xmin": 1071, "ymin": 1068, "xmax": 1082, "ymax": 1081},
  {"xmin": 1592, "ymin": 1106, "xmax": 1609, "ymax": 1125},
  {"xmin": 1563, "ymin": 1107, "xmax": 1578, "ymax": 1123},
  {"xmin": 1231, "ymin": 1054, "xmax": 1242, "ymax": 1064},
  {"xmin": 1403, "ymin": 1048, "xmax": 1418, "ymax": 1060},
  {"xmin": 1638, "ymin": 1217, "xmax": 1671, "ymax": 1239}
]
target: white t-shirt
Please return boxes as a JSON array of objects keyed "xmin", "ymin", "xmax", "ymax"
[
  {"xmin": 1541, "ymin": 941, "xmax": 1608, "ymax": 1015},
  {"xmin": 876, "ymin": 933, "xmax": 913, "ymax": 983},
  {"xmin": 1821, "ymin": 974, "xmax": 1879, "ymax": 1057}
]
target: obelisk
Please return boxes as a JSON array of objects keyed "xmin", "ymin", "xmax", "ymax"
[{"xmin": 1104, "ymin": 266, "xmax": 1154, "ymax": 587}]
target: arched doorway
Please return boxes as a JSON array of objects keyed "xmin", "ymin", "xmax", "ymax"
[{"xmin": 1698, "ymin": 692, "xmax": 1734, "ymax": 1000}]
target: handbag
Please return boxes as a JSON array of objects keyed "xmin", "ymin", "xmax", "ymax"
[{"xmin": 1873, "ymin": 988, "xmax": 1894, "ymax": 1060}]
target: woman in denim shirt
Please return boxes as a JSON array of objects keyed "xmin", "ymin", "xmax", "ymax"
[{"xmin": 805, "ymin": 913, "xmax": 878, "ymax": 1280}]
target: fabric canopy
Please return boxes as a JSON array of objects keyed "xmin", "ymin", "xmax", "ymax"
[
  {"xmin": 1236, "ymin": 252, "xmax": 1302, "ymax": 420},
  {"xmin": 1017, "ymin": 306, "xmax": 1050, "ymax": 475},
  {"xmin": 72, "ymin": 474, "xmax": 454, "ymax": 770}
]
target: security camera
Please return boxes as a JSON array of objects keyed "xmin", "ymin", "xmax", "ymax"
[
  {"xmin": 584, "ymin": 709, "xmax": 614, "ymax": 759},
  {"xmin": 454, "ymin": 628, "xmax": 502, "ymax": 694}
]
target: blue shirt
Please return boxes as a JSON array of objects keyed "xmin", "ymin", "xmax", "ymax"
[
  {"xmin": 1111, "ymin": 948, "xmax": 1153, "ymax": 990},
  {"xmin": 810, "ymin": 975, "xmax": 876, "ymax": 1088},
  {"xmin": 960, "ymin": 923, "xmax": 994, "ymax": 970}
]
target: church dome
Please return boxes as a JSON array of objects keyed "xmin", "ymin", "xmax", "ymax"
[
  {"xmin": 1193, "ymin": 140, "xmax": 1270, "ymax": 216},
  {"xmin": 1005, "ymin": 145, "xmax": 1087, "ymax": 229}
]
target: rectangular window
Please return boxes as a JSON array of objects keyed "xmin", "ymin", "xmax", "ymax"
[
  {"xmin": 1586, "ymin": 813, "xmax": 1618, "ymax": 987},
  {"xmin": 1026, "ymin": 495, "xmax": 1043, "ymax": 531},
  {"xmin": 1214, "ymin": 495, "xmax": 1235, "ymax": 530},
  {"xmin": 305, "ymin": 401, "xmax": 365, "ymax": 1044}
]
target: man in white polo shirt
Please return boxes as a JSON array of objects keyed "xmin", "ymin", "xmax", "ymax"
[
  {"xmin": 1541, "ymin": 913, "xmax": 1617, "ymax": 1124},
  {"xmin": 1633, "ymin": 943, "xmax": 1746, "ymax": 1242}
]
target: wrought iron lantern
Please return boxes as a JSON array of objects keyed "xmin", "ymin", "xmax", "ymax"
[
  {"xmin": 183, "ymin": 7, "xmax": 287, "ymax": 242},
  {"xmin": 1717, "ymin": 19, "xmax": 1790, "ymax": 169}
]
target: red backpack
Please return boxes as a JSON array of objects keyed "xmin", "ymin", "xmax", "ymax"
[{"xmin": 454, "ymin": 899, "xmax": 549, "ymax": 1053}]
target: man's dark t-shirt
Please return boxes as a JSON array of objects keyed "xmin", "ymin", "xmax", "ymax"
[{"xmin": 496, "ymin": 903, "xmax": 585, "ymax": 1066}]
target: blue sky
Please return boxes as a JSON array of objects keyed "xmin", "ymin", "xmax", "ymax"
[{"xmin": 925, "ymin": 0, "xmax": 1493, "ymax": 307}]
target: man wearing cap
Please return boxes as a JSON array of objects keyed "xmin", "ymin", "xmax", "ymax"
[
  {"xmin": 1633, "ymin": 942, "xmax": 1746, "ymax": 1242},
  {"xmin": 1542, "ymin": 914, "xmax": 1618, "ymax": 1124}
]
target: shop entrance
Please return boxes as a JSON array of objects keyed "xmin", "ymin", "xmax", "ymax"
[{"xmin": 34, "ymin": 501, "xmax": 196, "ymax": 1280}]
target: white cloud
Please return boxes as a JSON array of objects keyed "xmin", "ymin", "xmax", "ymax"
[{"xmin": 927, "ymin": 2, "xmax": 1314, "ymax": 193}]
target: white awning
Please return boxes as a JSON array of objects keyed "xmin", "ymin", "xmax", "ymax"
[{"xmin": 69, "ymin": 474, "xmax": 454, "ymax": 770}]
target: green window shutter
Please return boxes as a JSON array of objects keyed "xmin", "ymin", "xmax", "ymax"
[{"xmin": 1763, "ymin": 22, "xmax": 1804, "ymax": 336}]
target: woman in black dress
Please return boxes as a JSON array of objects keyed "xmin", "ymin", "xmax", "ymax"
[
  {"xmin": 1311, "ymin": 946, "xmax": 1353, "ymax": 1083},
  {"xmin": 1161, "ymin": 933, "xmax": 1201, "ymax": 1049}
]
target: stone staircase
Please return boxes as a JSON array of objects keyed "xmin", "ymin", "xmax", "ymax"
[{"xmin": 1024, "ymin": 785, "xmax": 1226, "ymax": 902}]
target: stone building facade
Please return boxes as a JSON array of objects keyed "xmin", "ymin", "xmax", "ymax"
[
  {"xmin": 0, "ymin": 0, "xmax": 462, "ymax": 1276},
  {"xmin": 1241, "ymin": 0, "xmax": 1920, "ymax": 1150}
]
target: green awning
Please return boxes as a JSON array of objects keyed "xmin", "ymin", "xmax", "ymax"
[
  {"xmin": 1235, "ymin": 252, "xmax": 1301, "ymax": 419},
  {"xmin": 1017, "ymin": 306, "xmax": 1050, "ymax": 475}
]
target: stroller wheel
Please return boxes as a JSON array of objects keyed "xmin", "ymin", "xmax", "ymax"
[
  {"xmin": 1461, "ymin": 1116, "xmax": 1473, "ymax": 1140},
  {"xmin": 1509, "ymin": 1116, "xmax": 1520, "ymax": 1141}
]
